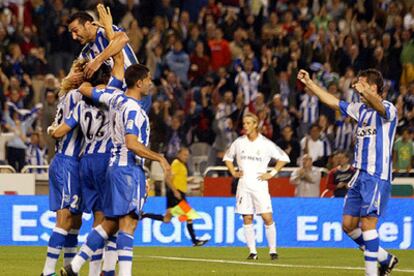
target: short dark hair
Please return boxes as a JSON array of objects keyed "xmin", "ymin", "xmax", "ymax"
[
  {"xmin": 357, "ymin": 69, "xmax": 384, "ymax": 94},
  {"xmin": 125, "ymin": 64, "xmax": 150, "ymax": 88},
  {"xmin": 68, "ymin": 11, "xmax": 93, "ymax": 25},
  {"xmin": 88, "ymin": 63, "xmax": 112, "ymax": 87}
]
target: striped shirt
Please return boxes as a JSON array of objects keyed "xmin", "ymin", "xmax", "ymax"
[
  {"xmin": 65, "ymin": 77, "xmax": 123, "ymax": 155},
  {"xmin": 299, "ymin": 94, "xmax": 319, "ymax": 124},
  {"xmin": 339, "ymin": 100, "xmax": 398, "ymax": 181},
  {"xmin": 54, "ymin": 90, "xmax": 83, "ymax": 158},
  {"xmin": 79, "ymin": 25, "xmax": 138, "ymax": 69},
  {"xmin": 25, "ymin": 143, "xmax": 47, "ymax": 173},
  {"xmin": 92, "ymin": 88, "xmax": 150, "ymax": 167}
]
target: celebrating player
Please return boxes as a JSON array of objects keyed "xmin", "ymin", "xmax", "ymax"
[
  {"xmin": 297, "ymin": 68, "xmax": 398, "ymax": 276},
  {"xmin": 67, "ymin": 6, "xmax": 151, "ymax": 113},
  {"xmin": 41, "ymin": 59, "xmax": 85, "ymax": 276},
  {"xmin": 224, "ymin": 113, "xmax": 290, "ymax": 260}
]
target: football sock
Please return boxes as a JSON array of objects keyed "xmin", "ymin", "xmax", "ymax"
[
  {"xmin": 243, "ymin": 224, "xmax": 257, "ymax": 254},
  {"xmin": 187, "ymin": 222, "xmax": 197, "ymax": 243},
  {"xmin": 63, "ymin": 229, "xmax": 79, "ymax": 266},
  {"xmin": 89, "ymin": 248, "xmax": 103, "ymax": 276},
  {"xmin": 102, "ymin": 234, "xmax": 118, "ymax": 276},
  {"xmin": 348, "ymin": 228, "xmax": 390, "ymax": 264},
  {"xmin": 265, "ymin": 223, "xmax": 277, "ymax": 254},
  {"xmin": 141, "ymin": 213, "xmax": 164, "ymax": 221},
  {"xmin": 42, "ymin": 227, "xmax": 68, "ymax": 275},
  {"xmin": 363, "ymin": 230, "xmax": 379, "ymax": 276},
  {"xmin": 71, "ymin": 225, "xmax": 108, "ymax": 273},
  {"xmin": 117, "ymin": 231, "xmax": 134, "ymax": 276}
]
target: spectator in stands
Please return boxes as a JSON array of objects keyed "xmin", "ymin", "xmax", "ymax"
[
  {"xmin": 300, "ymin": 124, "xmax": 325, "ymax": 167},
  {"xmin": 298, "ymin": 88, "xmax": 319, "ymax": 138},
  {"xmin": 165, "ymin": 116, "xmax": 187, "ymax": 162},
  {"xmin": 189, "ymin": 40, "xmax": 210, "ymax": 85},
  {"xmin": 41, "ymin": 89, "xmax": 57, "ymax": 162},
  {"xmin": 290, "ymin": 154, "xmax": 321, "ymax": 197},
  {"xmin": 165, "ymin": 39, "xmax": 190, "ymax": 86},
  {"xmin": 276, "ymin": 126, "xmax": 300, "ymax": 167},
  {"xmin": 393, "ymin": 128, "xmax": 414, "ymax": 175},
  {"xmin": 212, "ymin": 117, "xmax": 237, "ymax": 166},
  {"xmin": 326, "ymin": 151, "xmax": 355, "ymax": 198},
  {"xmin": 235, "ymin": 58, "xmax": 260, "ymax": 107},
  {"xmin": 208, "ymin": 27, "xmax": 231, "ymax": 71},
  {"xmin": 25, "ymin": 131, "xmax": 47, "ymax": 173}
]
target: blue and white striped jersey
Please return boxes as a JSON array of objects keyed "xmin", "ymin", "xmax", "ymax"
[
  {"xmin": 299, "ymin": 94, "xmax": 319, "ymax": 124},
  {"xmin": 26, "ymin": 144, "xmax": 47, "ymax": 173},
  {"xmin": 54, "ymin": 90, "xmax": 83, "ymax": 158},
  {"xmin": 91, "ymin": 88, "xmax": 150, "ymax": 167},
  {"xmin": 79, "ymin": 25, "xmax": 138, "ymax": 69},
  {"xmin": 65, "ymin": 77, "xmax": 124, "ymax": 155},
  {"xmin": 339, "ymin": 100, "xmax": 398, "ymax": 181}
]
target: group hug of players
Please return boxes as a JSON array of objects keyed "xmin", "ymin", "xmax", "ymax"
[{"xmin": 40, "ymin": 4, "xmax": 400, "ymax": 276}]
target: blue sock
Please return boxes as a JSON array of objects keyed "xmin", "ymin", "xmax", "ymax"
[
  {"xmin": 363, "ymin": 230, "xmax": 379, "ymax": 275},
  {"xmin": 347, "ymin": 228, "xmax": 365, "ymax": 249},
  {"xmin": 71, "ymin": 225, "xmax": 108, "ymax": 273},
  {"xmin": 42, "ymin": 227, "xmax": 68, "ymax": 275},
  {"xmin": 63, "ymin": 229, "xmax": 79, "ymax": 266},
  {"xmin": 117, "ymin": 231, "xmax": 134, "ymax": 275}
]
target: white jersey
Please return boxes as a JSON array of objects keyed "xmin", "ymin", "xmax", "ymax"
[
  {"xmin": 92, "ymin": 86, "xmax": 150, "ymax": 167},
  {"xmin": 54, "ymin": 90, "xmax": 83, "ymax": 158},
  {"xmin": 223, "ymin": 134, "xmax": 290, "ymax": 191}
]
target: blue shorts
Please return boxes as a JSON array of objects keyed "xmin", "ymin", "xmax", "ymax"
[
  {"xmin": 80, "ymin": 153, "xmax": 110, "ymax": 213},
  {"xmin": 49, "ymin": 154, "xmax": 81, "ymax": 213},
  {"xmin": 343, "ymin": 170, "xmax": 391, "ymax": 218},
  {"xmin": 103, "ymin": 164, "xmax": 146, "ymax": 218}
]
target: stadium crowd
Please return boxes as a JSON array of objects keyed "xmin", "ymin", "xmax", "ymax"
[{"xmin": 0, "ymin": 0, "xmax": 413, "ymax": 176}]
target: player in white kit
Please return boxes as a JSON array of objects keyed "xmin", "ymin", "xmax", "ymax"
[{"xmin": 224, "ymin": 113, "xmax": 290, "ymax": 260}]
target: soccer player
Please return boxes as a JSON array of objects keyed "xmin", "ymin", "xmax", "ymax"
[
  {"xmin": 142, "ymin": 147, "xmax": 209, "ymax": 246},
  {"xmin": 297, "ymin": 68, "xmax": 398, "ymax": 276},
  {"xmin": 67, "ymin": 6, "xmax": 151, "ymax": 113},
  {"xmin": 61, "ymin": 41, "xmax": 180, "ymax": 276},
  {"xmin": 224, "ymin": 113, "xmax": 290, "ymax": 260},
  {"xmin": 41, "ymin": 59, "xmax": 85, "ymax": 276}
]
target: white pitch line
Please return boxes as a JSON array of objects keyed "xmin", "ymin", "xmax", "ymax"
[{"xmin": 140, "ymin": 255, "xmax": 414, "ymax": 273}]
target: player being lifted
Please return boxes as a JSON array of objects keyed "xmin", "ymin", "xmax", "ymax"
[
  {"xmin": 41, "ymin": 59, "xmax": 85, "ymax": 276},
  {"xmin": 67, "ymin": 6, "xmax": 151, "ymax": 113},
  {"xmin": 298, "ymin": 68, "xmax": 398, "ymax": 276},
  {"xmin": 60, "ymin": 19, "xmax": 180, "ymax": 276},
  {"xmin": 224, "ymin": 113, "xmax": 290, "ymax": 260}
]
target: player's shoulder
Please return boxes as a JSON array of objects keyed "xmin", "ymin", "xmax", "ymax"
[{"xmin": 258, "ymin": 134, "xmax": 274, "ymax": 145}]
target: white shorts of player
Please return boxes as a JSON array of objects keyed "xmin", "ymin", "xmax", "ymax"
[{"xmin": 236, "ymin": 189, "xmax": 273, "ymax": 215}]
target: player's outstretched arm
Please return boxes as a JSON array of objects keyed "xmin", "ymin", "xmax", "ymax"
[
  {"xmin": 297, "ymin": 69, "xmax": 340, "ymax": 111},
  {"xmin": 125, "ymin": 134, "xmax": 182, "ymax": 199},
  {"xmin": 48, "ymin": 123, "xmax": 72, "ymax": 139}
]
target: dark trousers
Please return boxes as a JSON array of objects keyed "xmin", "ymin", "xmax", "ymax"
[{"xmin": 6, "ymin": 146, "xmax": 26, "ymax": 172}]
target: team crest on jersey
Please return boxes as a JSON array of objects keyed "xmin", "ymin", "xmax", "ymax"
[{"xmin": 127, "ymin": 119, "xmax": 134, "ymax": 129}]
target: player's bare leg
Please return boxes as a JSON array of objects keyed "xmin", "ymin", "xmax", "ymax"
[
  {"xmin": 261, "ymin": 212, "xmax": 278, "ymax": 260},
  {"xmin": 242, "ymin": 214, "xmax": 257, "ymax": 259}
]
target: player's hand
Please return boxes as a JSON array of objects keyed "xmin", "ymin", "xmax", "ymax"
[
  {"xmin": 173, "ymin": 189, "xmax": 182, "ymax": 200},
  {"xmin": 97, "ymin": 4, "xmax": 113, "ymax": 31},
  {"xmin": 297, "ymin": 69, "xmax": 312, "ymax": 86},
  {"xmin": 232, "ymin": 170, "xmax": 243, "ymax": 178},
  {"xmin": 84, "ymin": 58, "xmax": 103, "ymax": 79},
  {"xmin": 352, "ymin": 79, "xmax": 372, "ymax": 95},
  {"xmin": 258, "ymin": 172, "xmax": 273, "ymax": 181}
]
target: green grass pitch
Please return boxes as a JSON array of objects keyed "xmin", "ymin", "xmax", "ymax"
[{"xmin": 0, "ymin": 247, "xmax": 413, "ymax": 275}]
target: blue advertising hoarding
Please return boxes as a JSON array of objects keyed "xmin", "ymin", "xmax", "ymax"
[{"xmin": 0, "ymin": 196, "xmax": 412, "ymax": 249}]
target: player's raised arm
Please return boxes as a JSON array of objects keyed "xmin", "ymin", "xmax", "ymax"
[
  {"xmin": 297, "ymin": 69, "xmax": 340, "ymax": 111},
  {"xmin": 84, "ymin": 5, "xmax": 129, "ymax": 78}
]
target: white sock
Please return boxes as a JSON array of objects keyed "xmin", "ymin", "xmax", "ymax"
[
  {"xmin": 89, "ymin": 249, "xmax": 103, "ymax": 276},
  {"xmin": 363, "ymin": 230, "xmax": 379, "ymax": 276},
  {"xmin": 265, "ymin": 223, "xmax": 277, "ymax": 254},
  {"xmin": 63, "ymin": 229, "xmax": 79, "ymax": 266},
  {"xmin": 102, "ymin": 235, "xmax": 118, "ymax": 273},
  {"xmin": 378, "ymin": 247, "xmax": 389, "ymax": 263},
  {"xmin": 243, "ymin": 224, "xmax": 257, "ymax": 254}
]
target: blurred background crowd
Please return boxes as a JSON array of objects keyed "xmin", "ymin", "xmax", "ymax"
[{"xmin": 0, "ymin": 0, "xmax": 413, "ymax": 176}]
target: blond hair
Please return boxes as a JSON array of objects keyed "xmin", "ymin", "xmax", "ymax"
[{"xmin": 243, "ymin": 112, "xmax": 259, "ymax": 129}]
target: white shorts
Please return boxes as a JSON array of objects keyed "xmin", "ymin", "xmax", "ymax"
[{"xmin": 235, "ymin": 189, "xmax": 273, "ymax": 215}]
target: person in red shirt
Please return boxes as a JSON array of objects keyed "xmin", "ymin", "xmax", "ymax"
[
  {"xmin": 326, "ymin": 151, "xmax": 355, "ymax": 197},
  {"xmin": 189, "ymin": 41, "xmax": 210, "ymax": 84},
  {"xmin": 208, "ymin": 27, "xmax": 231, "ymax": 71}
]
